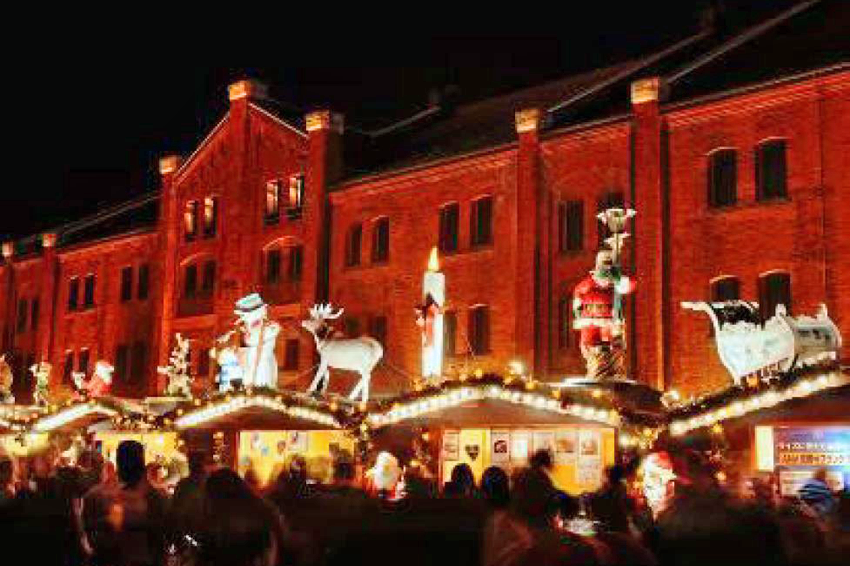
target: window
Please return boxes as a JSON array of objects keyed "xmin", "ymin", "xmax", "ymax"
[
  {"xmin": 370, "ymin": 316, "xmax": 387, "ymax": 346},
  {"xmin": 288, "ymin": 246, "xmax": 303, "ymax": 281},
  {"xmin": 68, "ymin": 277, "xmax": 80, "ymax": 311},
  {"xmin": 345, "ymin": 224, "xmax": 362, "ymax": 267},
  {"xmin": 30, "ymin": 298, "xmax": 39, "ymax": 331},
  {"xmin": 283, "ymin": 339, "xmax": 300, "ymax": 371},
  {"xmin": 198, "ymin": 347, "xmax": 210, "ymax": 379},
  {"xmin": 558, "ymin": 296, "xmax": 571, "ymax": 349},
  {"xmin": 266, "ymin": 249, "xmax": 282, "ymax": 284},
  {"xmin": 597, "ymin": 192, "xmax": 624, "ymax": 246},
  {"xmin": 708, "ymin": 149, "xmax": 737, "ymax": 207},
  {"xmin": 344, "ymin": 318, "xmax": 360, "ymax": 337},
  {"xmin": 470, "ymin": 196, "xmax": 493, "ymax": 247},
  {"xmin": 265, "ymin": 180, "xmax": 281, "ymax": 223},
  {"xmin": 83, "ymin": 274, "xmax": 95, "ymax": 308},
  {"xmin": 184, "ymin": 264, "xmax": 198, "ymax": 298},
  {"xmin": 120, "ymin": 266, "xmax": 133, "ymax": 302},
  {"xmin": 372, "ymin": 217, "xmax": 390, "ymax": 263},
  {"xmin": 287, "ymin": 174, "xmax": 305, "ymax": 216},
  {"xmin": 201, "ymin": 260, "xmax": 216, "ymax": 296},
  {"xmin": 138, "ymin": 264, "xmax": 149, "ymax": 300},
  {"xmin": 115, "ymin": 344, "xmax": 129, "ymax": 383},
  {"xmin": 759, "ymin": 272, "xmax": 791, "ymax": 320},
  {"xmin": 439, "ymin": 203, "xmax": 459, "ymax": 253},
  {"xmin": 203, "ymin": 197, "xmax": 218, "ymax": 237},
  {"xmin": 131, "ymin": 342, "xmax": 147, "ymax": 385},
  {"xmin": 468, "ymin": 305, "xmax": 490, "ymax": 355},
  {"xmin": 16, "ymin": 298, "xmax": 27, "ymax": 333},
  {"xmin": 756, "ymin": 140, "xmax": 787, "ymax": 201},
  {"xmin": 78, "ymin": 348, "xmax": 90, "ymax": 375},
  {"xmin": 711, "ymin": 277, "xmax": 740, "ymax": 303},
  {"xmin": 444, "ymin": 311, "xmax": 457, "ymax": 358},
  {"xmin": 63, "ymin": 351, "xmax": 74, "ymax": 385},
  {"xmin": 184, "ymin": 201, "xmax": 199, "ymax": 241},
  {"xmin": 558, "ymin": 201, "xmax": 584, "ymax": 253}
]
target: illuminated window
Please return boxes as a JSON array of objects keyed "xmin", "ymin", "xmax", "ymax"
[
  {"xmin": 345, "ymin": 224, "xmax": 362, "ymax": 267},
  {"xmin": 759, "ymin": 272, "xmax": 791, "ymax": 320},
  {"xmin": 470, "ymin": 196, "xmax": 493, "ymax": 247},
  {"xmin": 266, "ymin": 180, "xmax": 282, "ymax": 223},
  {"xmin": 371, "ymin": 217, "xmax": 390, "ymax": 264},
  {"xmin": 756, "ymin": 140, "xmax": 787, "ymax": 201},
  {"xmin": 469, "ymin": 305, "xmax": 490, "ymax": 354},
  {"xmin": 287, "ymin": 174, "xmax": 305, "ymax": 216},
  {"xmin": 438, "ymin": 203, "xmax": 459, "ymax": 253},
  {"xmin": 559, "ymin": 200, "xmax": 584, "ymax": 253},
  {"xmin": 708, "ymin": 149, "xmax": 737, "ymax": 208},
  {"xmin": 203, "ymin": 197, "xmax": 218, "ymax": 237},
  {"xmin": 184, "ymin": 201, "xmax": 199, "ymax": 241}
]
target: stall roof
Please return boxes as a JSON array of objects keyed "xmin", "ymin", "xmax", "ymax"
[
  {"xmin": 30, "ymin": 400, "xmax": 120, "ymax": 434},
  {"xmin": 165, "ymin": 391, "xmax": 351, "ymax": 432}
]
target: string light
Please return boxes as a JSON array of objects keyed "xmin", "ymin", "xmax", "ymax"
[
  {"xmin": 31, "ymin": 402, "xmax": 117, "ymax": 433},
  {"xmin": 174, "ymin": 393, "xmax": 341, "ymax": 429}
]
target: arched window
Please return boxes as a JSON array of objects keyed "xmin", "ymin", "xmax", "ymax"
[
  {"xmin": 759, "ymin": 271, "xmax": 791, "ymax": 320},
  {"xmin": 708, "ymin": 149, "xmax": 737, "ymax": 208},
  {"xmin": 265, "ymin": 179, "xmax": 282, "ymax": 223},
  {"xmin": 287, "ymin": 173, "xmax": 305, "ymax": 215},
  {"xmin": 710, "ymin": 276, "xmax": 740, "ymax": 303},
  {"xmin": 755, "ymin": 140, "xmax": 787, "ymax": 201}
]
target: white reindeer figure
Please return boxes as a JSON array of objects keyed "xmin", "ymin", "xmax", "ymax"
[{"xmin": 302, "ymin": 303, "xmax": 383, "ymax": 402}]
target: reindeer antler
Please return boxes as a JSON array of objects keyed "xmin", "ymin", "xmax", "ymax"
[{"xmin": 309, "ymin": 303, "xmax": 344, "ymax": 320}]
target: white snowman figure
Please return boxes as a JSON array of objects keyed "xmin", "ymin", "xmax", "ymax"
[
  {"xmin": 234, "ymin": 294, "xmax": 280, "ymax": 390},
  {"xmin": 214, "ymin": 344, "xmax": 244, "ymax": 392}
]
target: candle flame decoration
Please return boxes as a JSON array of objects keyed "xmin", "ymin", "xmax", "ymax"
[{"xmin": 428, "ymin": 247, "xmax": 439, "ymax": 272}]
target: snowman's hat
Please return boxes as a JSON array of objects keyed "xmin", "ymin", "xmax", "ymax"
[{"xmin": 234, "ymin": 293, "xmax": 267, "ymax": 314}]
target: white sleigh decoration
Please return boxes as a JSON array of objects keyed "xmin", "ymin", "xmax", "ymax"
[
  {"xmin": 682, "ymin": 300, "xmax": 842, "ymax": 386},
  {"xmin": 302, "ymin": 303, "xmax": 383, "ymax": 402}
]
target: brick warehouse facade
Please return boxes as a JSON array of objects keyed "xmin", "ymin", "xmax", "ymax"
[{"xmin": 1, "ymin": 17, "xmax": 848, "ymax": 403}]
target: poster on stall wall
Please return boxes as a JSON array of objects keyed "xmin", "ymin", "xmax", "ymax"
[
  {"xmin": 491, "ymin": 431, "xmax": 510, "ymax": 464},
  {"xmin": 287, "ymin": 431, "xmax": 308, "ymax": 453},
  {"xmin": 533, "ymin": 431, "xmax": 556, "ymax": 458},
  {"xmin": 511, "ymin": 431, "xmax": 530, "ymax": 463},
  {"xmin": 442, "ymin": 431, "xmax": 459, "ymax": 460},
  {"xmin": 577, "ymin": 429, "xmax": 602, "ymax": 486},
  {"xmin": 554, "ymin": 429, "xmax": 577, "ymax": 465}
]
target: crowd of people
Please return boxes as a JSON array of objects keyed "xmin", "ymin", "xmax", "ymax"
[{"xmin": 1, "ymin": 441, "xmax": 849, "ymax": 566}]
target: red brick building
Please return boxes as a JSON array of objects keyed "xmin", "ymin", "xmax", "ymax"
[{"xmin": 1, "ymin": 4, "xmax": 848, "ymax": 402}]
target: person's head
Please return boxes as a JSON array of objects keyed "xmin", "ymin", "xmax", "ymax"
[
  {"xmin": 333, "ymin": 460, "xmax": 355, "ymax": 484},
  {"xmin": 116, "ymin": 440, "xmax": 145, "ymax": 487},
  {"xmin": 200, "ymin": 469, "xmax": 279, "ymax": 566},
  {"xmin": 450, "ymin": 463, "xmax": 475, "ymax": 493},
  {"xmin": 606, "ymin": 464, "xmax": 626, "ymax": 485},
  {"xmin": 289, "ymin": 455, "xmax": 307, "ymax": 481},
  {"xmin": 481, "ymin": 466, "xmax": 509, "ymax": 508},
  {"xmin": 530, "ymin": 449, "xmax": 553, "ymax": 471},
  {"xmin": 812, "ymin": 467, "xmax": 828, "ymax": 483},
  {"xmin": 189, "ymin": 451, "xmax": 208, "ymax": 477},
  {"xmin": 243, "ymin": 468, "xmax": 261, "ymax": 492},
  {"xmin": 510, "ymin": 467, "xmax": 557, "ymax": 527}
]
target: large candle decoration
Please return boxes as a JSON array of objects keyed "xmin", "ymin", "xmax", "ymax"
[{"xmin": 419, "ymin": 247, "xmax": 445, "ymax": 381}]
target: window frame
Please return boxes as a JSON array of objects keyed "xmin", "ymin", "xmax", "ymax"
[
  {"xmin": 438, "ymin": 202, "xmax": 460, "ymax": 253},
  {"xmin": 468, "ymin": 304, "xmax": 491, "ymax": 355},
  {"xmin": 68, "ymin": 277, "xmax": 80, "ymax": 312},
  {"xmin": 203, "ymin": 196, "xmax": 218, "ymax": 238},
  {"xmin": 707, "ymin": 148, "xmax": 738, "ymax": 208},
  {"xmin": 755, "ymin": 139, "xmax": 788, "ymax": 201},
  {"xmin": 559, "ymin": 200, "xmax": 584, "ymax": 254},
  {"xmin": 120, "ymin": 266, "xmax": 133, "ymax": 303},
  {"xmin": 758, "ymin": 271, "xmax": 792, "ymax": 321},
  {"xmin": 470, "ymin": 196, "xmax": 493, "ymax": 248},
  {"xmin": 371, "ymin": 217, "xmax": 390, "ymax": 264},
  {"xmin": 345, "ymin": 223, "xmax": 363, "ymax": 268},
  {"xmin": 83, "ymin": 274, "xmax": 96, "ymax": 309}
]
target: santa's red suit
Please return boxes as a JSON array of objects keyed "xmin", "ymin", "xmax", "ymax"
[
  {"xmin": 572, "ymin": 273, "xmax": 635, "ymax": 349},
  {"xmin": 85, "ymin": 375, "xmax": 111, "ymax": 397}
]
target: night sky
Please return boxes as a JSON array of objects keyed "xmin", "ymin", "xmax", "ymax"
[{"xmin": 1, "ymin": 1, "xmax": 804, "ymax": 241}]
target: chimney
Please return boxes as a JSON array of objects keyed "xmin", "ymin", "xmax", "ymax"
[{"xmin": 228, "ymin": 79, "xmax": 269, "ymax": 103}]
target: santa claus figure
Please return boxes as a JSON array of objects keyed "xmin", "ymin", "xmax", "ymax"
[
  {"xmin": 642, "ymin": 451, "xmax": 676, "ymax": 518},
  {"xmin": 572, "ymin": 249, "xmax": 636, "ymax": 380},
  {"xmin": 364, "ymin": 451, "xmax": 403, "ymax": 500},
  {"xmin": 73, "ymin": 360, "xmax": 114, "ymax": 398}
]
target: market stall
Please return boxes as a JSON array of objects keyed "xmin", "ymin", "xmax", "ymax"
[{"xmin": 366, "ymin": 374, "xmax": 663, "ymax": 494}]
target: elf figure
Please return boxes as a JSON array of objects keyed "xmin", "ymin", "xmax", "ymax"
[
  {"xmin": 29, "ymin": 361, "xmax": 52, "ymax": 406},
  {"xmin": 572, "ymin": 249, "xmax": 636, "ymax": 380}
]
